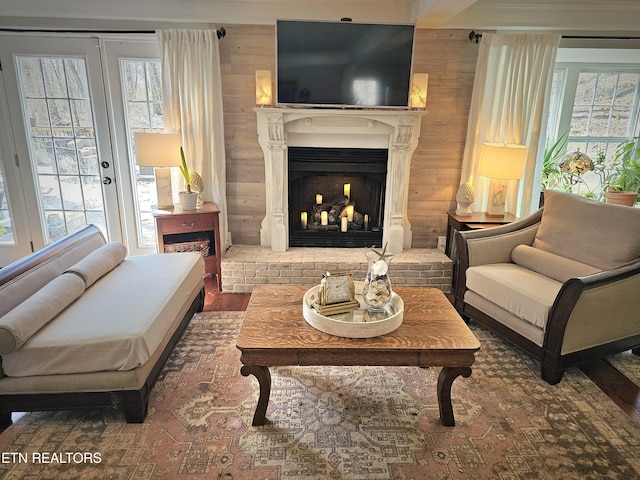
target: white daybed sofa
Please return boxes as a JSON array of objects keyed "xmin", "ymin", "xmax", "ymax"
[{"xmin": 0, "ymin": 224, "xmax": 205, "ymax": 430}]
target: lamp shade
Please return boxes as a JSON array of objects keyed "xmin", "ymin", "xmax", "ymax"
[
  {"xmin": 477, "ymin": 142, "xmax": 528, "ymax": 180},
  {"xmin": 134, "ymin": 132, "xmax": 182, "ymax": 167}
]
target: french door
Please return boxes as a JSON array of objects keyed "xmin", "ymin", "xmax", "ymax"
[
  {"xmin": 0, "ymin": 34, "xmax": 162, "ymax": 265},
  {"xmin": 0, "ymin": 36, "xmax": 121, "ymax": 259}
]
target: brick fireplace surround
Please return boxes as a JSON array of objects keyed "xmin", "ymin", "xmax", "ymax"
[{"xmin": 221, "ymin": 107, "xmax": 452, "ymax": 293}]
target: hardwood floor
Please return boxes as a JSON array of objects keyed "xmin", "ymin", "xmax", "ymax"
[
  {"xmin": 203, "ymin": 277, "xmax": 250, "ymax": 311},
  {"xmin": 204, "ymin": 281, "xmax": 640, "ymax": 423},
  {"xmin": 579, "ymin": 360, "xmax": 640, "ymax": 423}
]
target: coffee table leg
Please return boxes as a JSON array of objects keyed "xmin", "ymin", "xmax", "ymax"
[
  {"xmin": 437, "ymin": 366, "xmax": 472, "ymax": 426},
  {"xmin": 240, "ymin": 365, "xmax": 271, "ymax": 426}
]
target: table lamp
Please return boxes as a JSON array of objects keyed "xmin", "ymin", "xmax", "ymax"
[
  {"xmin": 134, "ymin": 132, "xmax": 182, "ymax": 210},
  {"xmin": 477, "ymin": 142, "xmax": 528, "ymax": 217},
  {"xmin": 255, "ymin": 70, "xmax": 273, "ymax": 106},
  {"xmin": 410, "ymin": 73, "xmax": 429, "ymax": 109}
]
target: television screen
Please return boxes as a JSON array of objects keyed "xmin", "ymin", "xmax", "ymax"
[{"xmin": 276, "ymin": 20, "xmax": 415, "ymax": 108}]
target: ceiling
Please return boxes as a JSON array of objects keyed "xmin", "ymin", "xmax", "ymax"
[{"xmin": 0, "ymin": 0, "xmax": 639, "ymax": 35}]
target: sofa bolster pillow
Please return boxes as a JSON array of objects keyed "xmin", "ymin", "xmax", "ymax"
[
  {"xmin": 0, "ymin": 273, "xmax": 86, "ymax": 354},
  {"xmin": 65, "ymin": 242, "xmax": 127, "ymax": 288},
  {"xmin": 511, "ymin": 245, "xmax": 601, "ymax": 283}
]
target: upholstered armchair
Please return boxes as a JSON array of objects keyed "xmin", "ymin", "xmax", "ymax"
[{"xmin": 454, "ymin": 190, "xmax": 640, "ymax": 384}]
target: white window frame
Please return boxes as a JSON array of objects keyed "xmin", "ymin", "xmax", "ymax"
[{"xmin": 545, "ymin": 48, "xmax": 640, "ymax": 199}]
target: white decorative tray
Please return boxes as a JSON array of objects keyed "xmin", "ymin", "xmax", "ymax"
[{"xmin": 302, "ymin": 281, "xmax": 404, "ymax": 338}]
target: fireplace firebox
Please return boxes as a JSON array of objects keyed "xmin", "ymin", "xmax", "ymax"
[{"xmin": 288, "ymin": 147, "xmax": 387, "ymax": 248}]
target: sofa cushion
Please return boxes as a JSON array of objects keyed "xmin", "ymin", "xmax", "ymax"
[
  {"xmin": 533, "ymin": 190, "xmax": 640, "ymax": 269},
  {"xmin": 1, "ymin": 252, "xmax": 204, "ymax": 377},
  {"xmin": 511, "ymin": 245, "xmax": 601, "ymax": 283},
  {"xmin": 0, "ymin": 273, "xmax": 86, "ymax": 354},
  {"xmin": 65, "ymin": 242, "xmax": 127, "ymax": 288},
  {"xmin": 466, "ymin": 263, "xmax": 563, "ymax": 329},
  {"xmin": 0, "ymin": 229, "xmax": 105, "ymax": 317}
]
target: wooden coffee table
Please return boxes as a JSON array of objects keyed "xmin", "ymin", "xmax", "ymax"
[{"xmin": 236, "ymin": 285, "xmax": 480, "ymax": 427}]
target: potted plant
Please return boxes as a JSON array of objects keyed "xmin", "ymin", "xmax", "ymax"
[
  {"xmin": 178, "ymin": 146, "xmax": 198, "ymax": 210},
  {"xmin": 605, "ymin": 138, "xmax": 640, "ymax": 206},
  {"xmin": 540, "ymin": 132, "xmax": 570, "ymax": 205}
]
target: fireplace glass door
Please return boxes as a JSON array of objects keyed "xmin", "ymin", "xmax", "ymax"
[{"xmin": 288, "ymin": 147, "xmax": 387, "ymax": 248}]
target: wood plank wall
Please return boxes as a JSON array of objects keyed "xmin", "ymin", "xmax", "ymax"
[{"xmin": 219, "ymin": 26, "xmax": 479, "ymax": 248}]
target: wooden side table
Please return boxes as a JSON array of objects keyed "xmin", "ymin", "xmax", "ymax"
[
  {"xmin": 154, "ymin": 202, "xmax": 222, "ymax": 290},
  {"xmin": 445, "ymin": 212, "xmax": 516, "ymax": 258}
]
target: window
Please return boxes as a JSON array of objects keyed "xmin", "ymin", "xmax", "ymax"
[
  {"xmin": 121, "ymin": 59, "xmax": 164, "ymax": 248},
  {"xmin": 0, "ymin": 165, "xmax": 14, "ymax": 244},
  {"xmin": 546, "ymin": 58, "xmax": 640, "ymax": 198}
]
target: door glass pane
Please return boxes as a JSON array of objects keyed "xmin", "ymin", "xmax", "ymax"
[
  {"xmin": 0, "ymin": 165, "xmax": 15, "ymax": 245},
  {"xmin": 16, "ymin": 55, "xmax": 107, "ymax": 243},
  {"xmin": 121, "ymin": 59, "xmax": 165, "ymax": 248}
]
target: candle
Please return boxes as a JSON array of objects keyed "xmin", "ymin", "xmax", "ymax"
[
  {"xmin": 316, "ymin": 194, "xmax": 323, "ymax": 205},
  {"xmin": 301, "ymin": 212, "xmax": 307, "ymax": 229},
  {"xmin": 364, "ymin": 214, "xmax": 369, "ymax": 230},
  {"xmin": 341, "ymin": 216, "xmax": 348, "ymax": 232},
  {"xmin": 343, "ymin": 183, "xmax": 351, "ymax": 200},
  {"xmin": 346, "ymin": 205, "xmax": 354, "ymax": 222},
  {"xmin": 321, "ymin": 211, "xmax": 328, "ymax": 226}
]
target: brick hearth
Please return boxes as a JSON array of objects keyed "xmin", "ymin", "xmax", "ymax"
[{"xmin": 221, "ymin": 246, "xmax": 452, "ymax": 294}]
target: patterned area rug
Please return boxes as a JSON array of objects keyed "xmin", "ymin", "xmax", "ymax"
[{"xmin": 0, "ymin": 311, "xmax": 639, "ymax": 480}]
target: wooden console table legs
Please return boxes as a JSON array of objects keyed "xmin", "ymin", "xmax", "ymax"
[
  {"xmin": 241, "ymin": 364, "xmax": 472, "ymax": 427},
  {"xmin": 240, "ymin": 365, "xmax": 271, "ymax": 426},
  {"xmin": 437, "ymin": 366, "xmax": 472, "ymax": 426}
]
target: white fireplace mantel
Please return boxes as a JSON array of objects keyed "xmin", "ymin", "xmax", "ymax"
[{"xmin": 255, "ymin": 107, "xmax": 426, "ymax": 253}]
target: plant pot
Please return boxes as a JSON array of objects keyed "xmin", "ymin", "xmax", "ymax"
[
  {"xmin": 179, "ymin": 191, "xmax": 198, "ymax": 210},
  {"xmin": 606, "ymin": 191, "xmax": 638, "ymax": 206}
]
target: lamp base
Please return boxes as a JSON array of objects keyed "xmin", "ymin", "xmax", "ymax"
[
  {"xmin": 485, "ymin": 178, "xmax": 507, "ymax": 217},
  {"xmin": 154, "ymin": 167, "xmax": 175, "ymax": 210}
]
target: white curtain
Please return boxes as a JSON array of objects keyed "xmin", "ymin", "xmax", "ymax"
[
  {"xmin": 460, "ymin": 33, "xmax": 560, "ymax": 216},
  {"xmin": 157, "ymin": 29, "xmax": 229, "ymax": 249}
]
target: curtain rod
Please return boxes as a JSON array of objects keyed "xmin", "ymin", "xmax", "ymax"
[
  {"xmin": 0, "ymin": 26, "xmax": 226, "ymax": 38},
  {"xmin": 469, "ymin": 30, "xmax": 640, "ymax": 43}
]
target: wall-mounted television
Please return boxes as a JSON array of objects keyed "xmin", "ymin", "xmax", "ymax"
[{"xmin": 276, "ymin": 20, "xmax": 415, "ymax": 109}]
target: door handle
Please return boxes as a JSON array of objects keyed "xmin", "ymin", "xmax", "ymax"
[{"xmin": 102, "ymin": 177, "xmax": 112, "ymax": 185}]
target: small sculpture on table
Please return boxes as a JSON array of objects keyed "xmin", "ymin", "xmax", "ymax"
[
  {"xmin": 190, "ymin": 172, "xmax": 205, "ymax": 207},
  {"xmin": 455, "ymin": 181, "xmax": 475, "ymax": 216}
]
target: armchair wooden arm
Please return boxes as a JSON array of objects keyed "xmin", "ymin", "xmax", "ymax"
[{"xmin": 541, "ymin": 259, "xmax": 640, "ymax": 383}]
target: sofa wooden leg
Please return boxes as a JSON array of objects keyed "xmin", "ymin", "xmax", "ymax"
[
  {"xmin": 123, "ymin": 401, "xmax": 148, "ymax": 423},
  {"xmin": 632, "ymin": 347, "xmax": 640, "ymax": 356},
  {"xmin": 0, "ymin": 411, "xmax": 13, "ymax": 431},
  {"xmin": 196, "ymin": 287, "xmax": 205, "ymax": 313},
  {"xmin": 541, "ymin": 367, "xmax": 564, "ymax": 385},
  {"xmin": 121, "ymin": 390, "xmax": 148, "ymax": 423}
]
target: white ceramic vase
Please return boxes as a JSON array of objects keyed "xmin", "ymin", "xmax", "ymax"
[{"xmin": 179, "ymin": 192, "xmax": 198, "ymax": 210}]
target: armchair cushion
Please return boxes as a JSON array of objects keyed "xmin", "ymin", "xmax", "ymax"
[
  {"xmin": 533, "ymin": 190, "xmax": 640, "ymax": 269},
  {"xmin": 466, "ymin": 263, "xmax": 562, "ymax": 329},
  {"xmin": 511, "ymin": 245, "xmax": 600, "ymax": 283}
]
